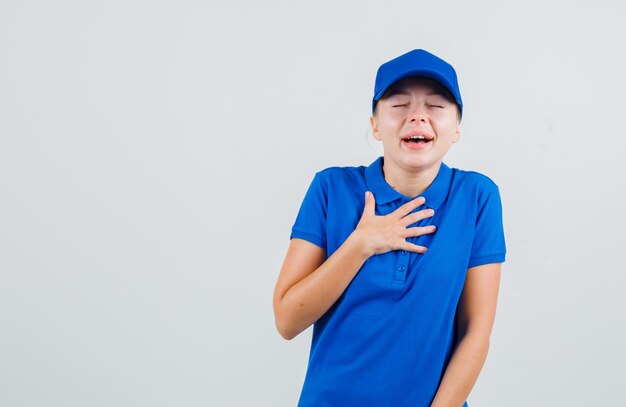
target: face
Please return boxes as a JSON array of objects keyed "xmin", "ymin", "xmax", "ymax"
[{"xmin": 370, "ymin": 77, "xmax": 461, "ymax": 174}]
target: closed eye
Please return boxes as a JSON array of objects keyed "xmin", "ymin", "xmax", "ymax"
[{"xmin": 392, "ymin": 104, "xmax": 408, "ymax": 107}]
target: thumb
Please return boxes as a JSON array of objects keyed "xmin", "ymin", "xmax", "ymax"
[{"xmin": 363, "ymin": 191, "xmax": 376, "ymax": 216}]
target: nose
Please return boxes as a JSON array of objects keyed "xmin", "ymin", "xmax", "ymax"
[{"xmin": 409, "ymin": 106, "xmax": 427, "ymax": 123}]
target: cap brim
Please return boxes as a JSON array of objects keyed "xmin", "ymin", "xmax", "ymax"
[{"xmin": 372, "ymin": 68, "xmax": 463, "ymax": 115}]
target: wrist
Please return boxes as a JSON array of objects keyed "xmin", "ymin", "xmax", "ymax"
[{"xmin": 346, "ymin": 229, "xmax": 375, "ymax": 260}]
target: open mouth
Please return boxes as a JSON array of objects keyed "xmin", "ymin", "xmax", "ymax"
[{"xmin": 402, "ymin": 134, "xmax": 433, "ymax": 146}]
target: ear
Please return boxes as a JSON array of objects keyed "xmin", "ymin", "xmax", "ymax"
[
  {"xmin": 370, "ymin": 116, "xmax": 382, "ymax": 141},
  {"xmin": 451, "ymin": 123, "xmax": 461, "ymax": 143}
]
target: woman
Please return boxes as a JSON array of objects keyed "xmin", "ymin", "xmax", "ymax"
[{"xmin": 273, "ymin": 49, "xmax": 506, "ymax": 407}]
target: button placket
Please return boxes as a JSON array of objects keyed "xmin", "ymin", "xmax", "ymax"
[
  {"xmin": 393, "ymin": 250, "xmax": 410, "ymax": 283},
  {"xmin": 392, "ymin": 200, "xmax": 429, "ymax": 284}
]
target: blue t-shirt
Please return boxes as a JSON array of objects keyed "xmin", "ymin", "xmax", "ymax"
[{"xmin": 290, "ymin": 157, "xmax": 506, "ymax": 407}]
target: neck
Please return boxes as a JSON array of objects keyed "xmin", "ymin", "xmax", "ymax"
[{"xmin": 382, "ymin": 159, "xmax": 442, "ymax": 198}]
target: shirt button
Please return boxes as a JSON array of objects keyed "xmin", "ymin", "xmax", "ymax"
[
  {"xmin": 401, "ymin": 250, "xmax": 407, "ymax": 255},
  {"xmin": 399, "ymin": 266, "xmax": 406, "ymax": 272}
]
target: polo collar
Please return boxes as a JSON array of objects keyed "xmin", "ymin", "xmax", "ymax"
[{"xmin": 364, "ymin": 157, "xmax": 452, "ymax": 210}]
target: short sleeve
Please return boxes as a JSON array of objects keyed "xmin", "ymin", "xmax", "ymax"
[
  {"xmin": 468, "ymin": 185, "xmax": 507, "ymax": 268},
  {"xmin": 290, "ymin": 172, "xmax": 328, "ymax": 250}
]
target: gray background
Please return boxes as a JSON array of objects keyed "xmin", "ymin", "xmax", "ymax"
[{"xmin": 1, "ymin": 0, "xmax": 625, "ymax": 406}]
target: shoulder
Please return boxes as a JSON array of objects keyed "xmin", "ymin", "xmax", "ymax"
[
  {"xmin": 312, "ymin": 164, "xmax": 368, "ymax": 189},
  {"xmin": 315, "ymin": 163, "xmax": 367, "ymax": 178},
  {"xmin": 449, "ymin": 165, "xmax": 501, "ymax": 197}
]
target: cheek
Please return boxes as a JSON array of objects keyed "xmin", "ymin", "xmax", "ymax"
[
  {"xmin": 376, "ymin": 114, "xmax": 398, "ymax": 135},
  {"xmin": 378, "ymin": 122, "xmax": 402, "ymax": 140},
  {"xmin": 378, "ymin": 113, "xmax": 404, "ymax": 129},
  {"xmin": 432, "ymin": 114, "xmax": 459, "ymax": 133}
]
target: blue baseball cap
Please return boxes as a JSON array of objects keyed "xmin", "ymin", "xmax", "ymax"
[{"xmin": 372, "ymin": 49, "xmax": 463, "ymax": 119}]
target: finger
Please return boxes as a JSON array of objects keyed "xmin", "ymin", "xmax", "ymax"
[
  {"xmin": 393, "ymin": 196, "xmax": 426, "ymax": 219},
  {"xmin": 362, "ymin": 191, "xmax": 376, "ymax": 217},
  {"xmin": 400, "ymin": 208, "xmax": 436, "ymax": 227},
  {"xmin": 403, "ymin": 225, "xmax": 437, "ymax": 238},
  {"xmin": 400, "ymin": 241, "xmax": 429, "ymax": 254}
]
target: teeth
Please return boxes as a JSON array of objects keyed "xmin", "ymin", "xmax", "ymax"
[{"xmin": 408, "ymin": 135, "xmax": 427, "ymax": 140}]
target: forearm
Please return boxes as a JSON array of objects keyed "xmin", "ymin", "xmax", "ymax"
[
  {"xmin": 275, "ymin": 232, "xmax": 371, "ymax": 340},
  {"xmin": 430, "ymin": 333, "xmax": 490, "ymax": 407}
]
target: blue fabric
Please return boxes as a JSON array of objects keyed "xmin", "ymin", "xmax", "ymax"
[
  {"xmin": 372, "ymin": 49, "xmax": 463, "ymax": 117},
  {"xmin": 290, "ymin": 157, "xmax": 506, "ymax": 407}
]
